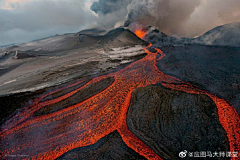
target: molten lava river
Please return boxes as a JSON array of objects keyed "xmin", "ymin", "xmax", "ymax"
[{"xmin": 0, "ymin": 31, "xmax": 240, "ymax": 160}]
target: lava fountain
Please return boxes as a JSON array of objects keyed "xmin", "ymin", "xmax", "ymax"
[{"xmin": 0, "ymin": 30, "xmax": 239, "ymax": 160}]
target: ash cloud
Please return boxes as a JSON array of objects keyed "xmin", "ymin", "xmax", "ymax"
[
  {"xmin": 90, "ymin": 0, "xmax": 131, "ymax": 29},
  {"xmin": 91, "ymin": 0, "xmax": 130, "ymax": 15},
  {"xmin": 126, "ymin": 0, "xmax": 202, "ymax": 37},
  {"xmin": 92, "ymin": 0, "xmax": 240, "ymax": 38}
]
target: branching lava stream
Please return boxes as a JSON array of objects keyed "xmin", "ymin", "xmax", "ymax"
[{"xmin": 1, "ymin": 30, "xmax": 239, "ymax": 160}]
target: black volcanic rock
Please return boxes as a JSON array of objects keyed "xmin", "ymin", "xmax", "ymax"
[
  {"xmin": 144, "ymin": 28, "xmax": 188, "ymax": 47},
  {"xmin": 0, "ymin": 90, "xmax": 45, "ymax": 124},
  {"xmin": 127, "ymin": 85, "xmax": 230, "ymax": 160},
  {"xmin": 57, "ymin": 131, "xmax": 146, "ymax": 160},
  {"xmin": 158, "ymin": 45, "xmax": 240, "ymax": 115},
  {"xmin": 194, "ymin": 22, "xmax": 240, "ymax": 47},
  {"xmin": 145, "ymin": 28, "xmax": 169, "ymax": 40}
]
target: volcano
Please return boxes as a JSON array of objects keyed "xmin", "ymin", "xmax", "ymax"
[{"xmin": 0, "ymin": 27, "xmax": 239, "ymax": 160}]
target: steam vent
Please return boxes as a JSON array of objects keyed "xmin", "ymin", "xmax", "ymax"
[{"xmin": 0, "ymin": 1, "xmax": 240, "ymax": 160}]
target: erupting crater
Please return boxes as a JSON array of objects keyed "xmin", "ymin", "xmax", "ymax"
[{"xmin": 0, "ymin": 30, "xmax": 239, "ymax": 160}]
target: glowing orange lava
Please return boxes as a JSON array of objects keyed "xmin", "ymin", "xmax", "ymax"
[
  {"xmin": 0, "ymin": 40, "xmax": 239, "ymax": 160},
  {"xmin": 135, "ymin": 29, "xmax": 146, "ymax": 39}
]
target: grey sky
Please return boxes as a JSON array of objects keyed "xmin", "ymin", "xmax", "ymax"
[{"xmin": 0, "ymin": 0, "xmax": 98, "ymax": 46}]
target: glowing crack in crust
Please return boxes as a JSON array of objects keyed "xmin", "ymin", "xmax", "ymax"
[{"xmin": 0, "ymin": 31, "xmax": 239, "ymax": 160}]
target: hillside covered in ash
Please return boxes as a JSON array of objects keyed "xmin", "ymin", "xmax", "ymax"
[{"xmin": 0, "ymin": 27, "xmax": 147, "ymax": 96}]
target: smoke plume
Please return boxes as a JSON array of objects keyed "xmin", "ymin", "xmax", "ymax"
[
  {"xmin": 90, "ymin": 0, "xmax": 131, "ymax": 29},
  {"xmin": 91, "ymin": 0, "xmax": 240, "ymax": 38}
]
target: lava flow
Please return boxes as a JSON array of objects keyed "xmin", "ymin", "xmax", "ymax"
[
  {"xmin": 135, "ymin": 29, "xmax": 146, "ymax": 39},
  {"xmin": 0, "ymin": 30, "xmax": 239, "ymax": 160}
]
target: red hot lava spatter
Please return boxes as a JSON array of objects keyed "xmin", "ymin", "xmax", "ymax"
[{"xmin": 0, "ymin": 30, "xmax": 239, "ymax": 160}]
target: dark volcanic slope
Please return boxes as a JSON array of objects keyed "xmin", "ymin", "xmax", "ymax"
[
  {"xmin": 0, "ymin": 91, "xmax": 40, "ymax": 124},
  {"xmin": 127, "ymin": 84, "xmax": 230, "ymax": 160},
  {"xmin": 33, "ymin": 77, "xmax": 115, "ymax": 116},
  {"xmin": 159, "ymin": 45, "xmax": 240, "ymax": 115},
  {"xmin": 144, "ymin": 29, "xmax": 181, "ymax": 47},
  {"xmin": 57, "ymin": 131, "xmax": 146, "ymax": 160}
]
